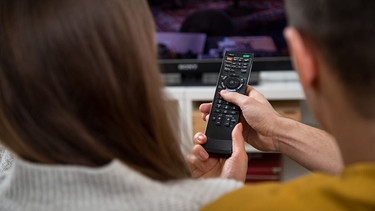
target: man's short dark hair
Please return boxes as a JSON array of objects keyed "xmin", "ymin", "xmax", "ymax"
[{"xmin": 285, "ymin": 0, "xmax": 375, "ymax": 119}]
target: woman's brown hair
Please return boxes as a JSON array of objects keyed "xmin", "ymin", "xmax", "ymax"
[{"xmin": 0, "ymin": 0, "xmax": 191, "ymax": 180}]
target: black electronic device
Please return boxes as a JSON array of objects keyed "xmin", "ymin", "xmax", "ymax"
[
  {"xmin": 203, "ymin": 51, "xmax": 253, "ymax": 157},
  {"xmin": 149, "ymin": 0, "xmax": 291, "ymax": 86},
  {"xmin": 159, "ymin": 58, "xmax": 260, "ymax": 86}
]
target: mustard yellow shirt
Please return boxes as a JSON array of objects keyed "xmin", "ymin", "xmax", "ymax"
[{"xmin": 202, "ymin": 163, "xmax": 375, "ymax": 211}]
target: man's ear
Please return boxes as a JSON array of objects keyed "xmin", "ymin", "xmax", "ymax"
[{"xmin": 284, "ymin": 27, "xmax": 319, "ymax": 89}]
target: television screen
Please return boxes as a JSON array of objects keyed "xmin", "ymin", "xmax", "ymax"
[
  {"xmin": 149, "ymin": 0, "xmax": 289, "ymax": 60},
  {"xmin": 148, "ymin": 0, "xmax": 292, "ymax": 86}
]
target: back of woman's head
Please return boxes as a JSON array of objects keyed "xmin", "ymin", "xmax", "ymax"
[{"xmin": 0, "ymin": 0, "xmax": 190, "ymax": 180}]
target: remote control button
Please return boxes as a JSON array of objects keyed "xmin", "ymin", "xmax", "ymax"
[
  {"xmin": 230, "ymin": 111, "xmax": 238, "ymax": 115},
  {"xmin": 224, "ymin": 77, "xmax": 241, "ymax": 89},
  {"xmin": 215, "ymin": 116, "xmax": 222, "ymax": 124}
]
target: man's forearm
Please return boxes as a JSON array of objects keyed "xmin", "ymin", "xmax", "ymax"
[{"xmin": 274, "ymin": 117, "xmax": 343, "ymax": 174}]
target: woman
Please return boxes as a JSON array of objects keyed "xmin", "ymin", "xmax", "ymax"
[{"xmin": 0, "ymin": 0, "xmax": 246, "ymax": 210}]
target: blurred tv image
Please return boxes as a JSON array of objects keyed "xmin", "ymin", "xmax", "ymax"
[{"xmin": 149, "ymin": 0, "xmax": 288, "ymax": 59}]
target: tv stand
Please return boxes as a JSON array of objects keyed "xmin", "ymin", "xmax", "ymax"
[
  {"xmin": 159, "ymin": 57, "xmax": 292, "ymax": 86},
  {"xmin": 161, "ymin": 71, "xmax": 260, "ymax": 86}
]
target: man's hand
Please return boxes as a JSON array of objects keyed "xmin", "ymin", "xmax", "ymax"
[
  {"xmin": 199, "ymin": 86, "xmax": 282, "ymax": 152},
  {"xmin": 197, "ymin": 85, "xmax": 343, "ymax": 174}
]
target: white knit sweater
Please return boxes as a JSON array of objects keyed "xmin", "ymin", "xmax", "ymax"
[
  {"xmin": 0, "ymin": 153, "xmax": 243, "ymax": 211},
  {"xmin": 0, "ymin": 146, "xmax": 13, "ymax": 176}
]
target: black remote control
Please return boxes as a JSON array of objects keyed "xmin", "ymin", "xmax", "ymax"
[{"xmin": 203, "ymin": 51, "xmax": 253, "ymax": 157}]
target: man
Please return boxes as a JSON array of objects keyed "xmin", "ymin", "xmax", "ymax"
[{"xmin": 188, "ymin": 0, "xmax": 375, "ymax": 209}]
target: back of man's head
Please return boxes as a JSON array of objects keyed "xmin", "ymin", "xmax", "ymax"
[{"xmin": 285, "ymin": 0, "xmax": 375, "ymax": 119}]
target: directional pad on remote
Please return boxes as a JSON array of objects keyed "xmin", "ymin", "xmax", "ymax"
[{"xmin": 224, "ymin": 77, "xmax": 241, "ymax": 89}]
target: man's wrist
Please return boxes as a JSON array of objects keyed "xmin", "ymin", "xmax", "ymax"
[{"xmin": 271, "ymin": 116, "xmax": 300, "ymax": 153}]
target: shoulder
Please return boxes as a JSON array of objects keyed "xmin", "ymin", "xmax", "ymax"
[
  {"xmin": 102, "ymin": 161, "xmax": 244, "ymax": 210},
  {"xmin": 161, "ymin": 178, "xmax": 243, "ymax": 209},
  {"xmin": 202, "ymin": 165, "xmax": 375, "ymax": 210},
  {"xmin": 109, "ymin": 163, "xmax": 244, "ymax": 210},
  {"xmin": 0, "ymin": 159, "xmax": 242, "ymax": 211}
]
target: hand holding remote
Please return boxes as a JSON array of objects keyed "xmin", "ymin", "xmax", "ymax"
[{"xmin": 203, "ymin": 51, "xmax": 253, "ymax": 157}]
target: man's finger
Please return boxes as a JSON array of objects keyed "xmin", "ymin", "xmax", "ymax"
[{"xmin": 220, "ymin": 90, "xmax": 249, "ymax": 109}]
